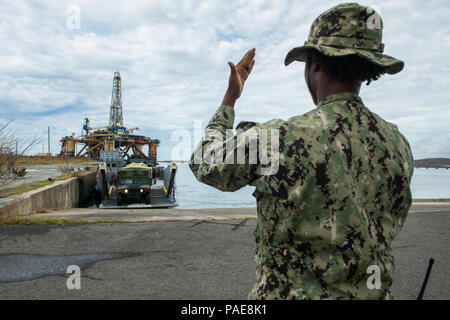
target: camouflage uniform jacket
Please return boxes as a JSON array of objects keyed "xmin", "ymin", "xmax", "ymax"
[{"xmin": 190, "ymin": 92, "xmax": 414, "ymax": 299}]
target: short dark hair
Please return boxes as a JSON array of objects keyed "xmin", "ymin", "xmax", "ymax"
[{"xmin": 306, "ymin": 49, "xmax": 386, "ymax": 85}]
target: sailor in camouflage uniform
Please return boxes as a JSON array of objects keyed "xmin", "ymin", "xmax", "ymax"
[{"xmin": 190, "ymin": 3, "xmax": 413, "ymax": 299}]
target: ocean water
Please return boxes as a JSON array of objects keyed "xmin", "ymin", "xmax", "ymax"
[
  {"xmin": 175, "ymin": 163, "xmax": 256, "ymax": 208},
  {"xmin": 409, "ymin": 167, "xmax": 450, "ymax": 199},
  {"xmin": 175, "ymin": 164, "xmax": 450, "ymax": 208}
]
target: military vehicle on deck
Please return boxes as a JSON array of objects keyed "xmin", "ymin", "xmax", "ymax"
[{"xmin": 116, "ymin": 163, "xmax": 154, "ymax": 205}]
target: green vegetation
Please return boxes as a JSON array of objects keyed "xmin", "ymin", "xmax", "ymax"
[
  {"xmin": 0, "ymin": 179, "xmax": 54, "ymax": 198},
  {"xmin": 0, "ymin": 216, "xmax": 258, "ymax": 226},
  {"xmin": 0, "ymin": 169, "xmax": 93, "ymax": 198},
  {"xmin": 0, "ymin": 217, "xmax": 107, "ymax": 225},
  {"xmin": 15, "ymin": 156, "xmax": 90, "ymax": 166}
]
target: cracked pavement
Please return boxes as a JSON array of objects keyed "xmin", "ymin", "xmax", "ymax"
[{"xmin": 0, "ymin": 205, "xmax": 448, "ymax": 299}]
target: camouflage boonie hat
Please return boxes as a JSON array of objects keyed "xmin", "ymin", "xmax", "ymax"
[{"xmin": 284, "ymin": 2, "xmax": 404, "ymax": 74}]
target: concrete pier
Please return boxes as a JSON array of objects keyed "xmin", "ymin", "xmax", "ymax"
[{"xmin": 0, "ymin": 171, "xmax": 96, "ymax": 218}]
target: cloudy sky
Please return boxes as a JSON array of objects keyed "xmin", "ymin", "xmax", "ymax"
[{"xmin": 1, "ymin": 0, "xmax": 449, "ymax": 160}]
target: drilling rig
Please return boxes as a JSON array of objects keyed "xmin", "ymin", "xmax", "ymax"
[{"xmin": 60, "ymin": 71, "xmax": 159, "ymax": 163}]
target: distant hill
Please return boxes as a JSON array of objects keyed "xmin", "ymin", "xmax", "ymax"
[{"xmin": 414, "ymin": 158, "xmax": 450, "ymax": 168}]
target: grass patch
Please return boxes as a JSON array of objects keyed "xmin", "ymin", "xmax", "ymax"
[
  {"xmin": 0, "ymin": 217, "xmax": 90, "ymax": 225},
  {"xmin": 0, "ymin": 179, "xmax": 54, "ymax": 198},
  {"xmin": 0, "ymin": 169, "xmax": 93, "ymax": 198},
  {"xmin": 0, "ymin": 216, "xmax": 257, "ymax": 226},
  {"xmin": 0, "ymin": 217, "xmax": 119, "ymax": 225},
  {"xmin": 15, "ymin": 156, "xmax": 91, "ymax": 166}
]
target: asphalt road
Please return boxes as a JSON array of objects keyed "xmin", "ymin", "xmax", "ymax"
[{"xmin": 0, "ymin": 206, "xmax": 448, "ymax": 300}]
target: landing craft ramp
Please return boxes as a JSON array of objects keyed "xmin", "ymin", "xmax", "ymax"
[{"xmin": 102, "ymin": 185, "xmax": 178, "ymax": 209}]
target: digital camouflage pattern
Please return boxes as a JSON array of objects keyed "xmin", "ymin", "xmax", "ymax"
[
  {"xmin": 190, "ymin": 92, "xmax": 413, "ymax": 299},
  {"xmin": 284, "ymin": 2, "xmax": 404, "ymax": 74}
]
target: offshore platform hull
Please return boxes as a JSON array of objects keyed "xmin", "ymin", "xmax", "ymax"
[{"xmin": 61, "ymin": 130, "xmax": 159, "ymax": 161}]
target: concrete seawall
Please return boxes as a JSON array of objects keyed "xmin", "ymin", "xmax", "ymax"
[
  {"xmin": 1, "ymin": 170, "xmax": 449, "ymax": 219},
  {"xmin": 0, "ymin": 172, "xmax": 97, "ymax": 218}
]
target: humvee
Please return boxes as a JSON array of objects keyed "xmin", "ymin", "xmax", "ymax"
[{"xmin": 116, "ymin": 162, "xmax": 155, "ymax": 205}]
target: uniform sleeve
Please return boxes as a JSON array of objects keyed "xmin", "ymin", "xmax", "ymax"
[{"xmin": 189, "ymin": 104, "xmax": 262, "ymax": 192}]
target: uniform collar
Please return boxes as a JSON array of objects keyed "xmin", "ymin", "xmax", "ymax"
[{"xmin": 317, "ymin": 92, "xmax": 363, "ymax": 108}]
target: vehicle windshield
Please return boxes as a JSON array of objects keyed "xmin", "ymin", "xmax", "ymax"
[
  {"xmin": 119, "ymin": 177, "xmax": 149, "ymax": 185},
  {"xmin": 134, "ymin": 177, "xmax": 149, "ymax": 184},
  {"xmin": 119, "ymin": 178, "xmax": 133, "ymax": 184}
]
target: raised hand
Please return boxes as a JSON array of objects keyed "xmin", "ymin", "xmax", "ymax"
[{"xmin": 222, "ymin": 48, "xmax": 256, "ymax": 107}]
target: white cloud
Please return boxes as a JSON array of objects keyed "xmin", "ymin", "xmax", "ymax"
[{"xmin": 0, "ymin": 0, "xmax": 449, "ymax": 160}]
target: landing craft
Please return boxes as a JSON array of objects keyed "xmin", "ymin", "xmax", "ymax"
[{"xmin": 97, "ymin": 151, "xmax": 177, "ymax": 208}]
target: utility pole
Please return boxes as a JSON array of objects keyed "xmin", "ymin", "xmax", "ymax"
[{"xmin": 48, "ymin": 126, "xmax": 50, "ymax": 156}]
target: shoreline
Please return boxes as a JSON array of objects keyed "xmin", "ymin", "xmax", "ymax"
[
  {"xmin": 173, "ymin": 198, "xmax": 450, "ymax": 210},
  {"xmin": 15, "ymin": 202, "xmax": 449, "ymax": 224}
]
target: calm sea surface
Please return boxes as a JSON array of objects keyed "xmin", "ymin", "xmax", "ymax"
[{"xmin": 175, "ymin": 164, "xmax": 450, "ymax": 209}]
